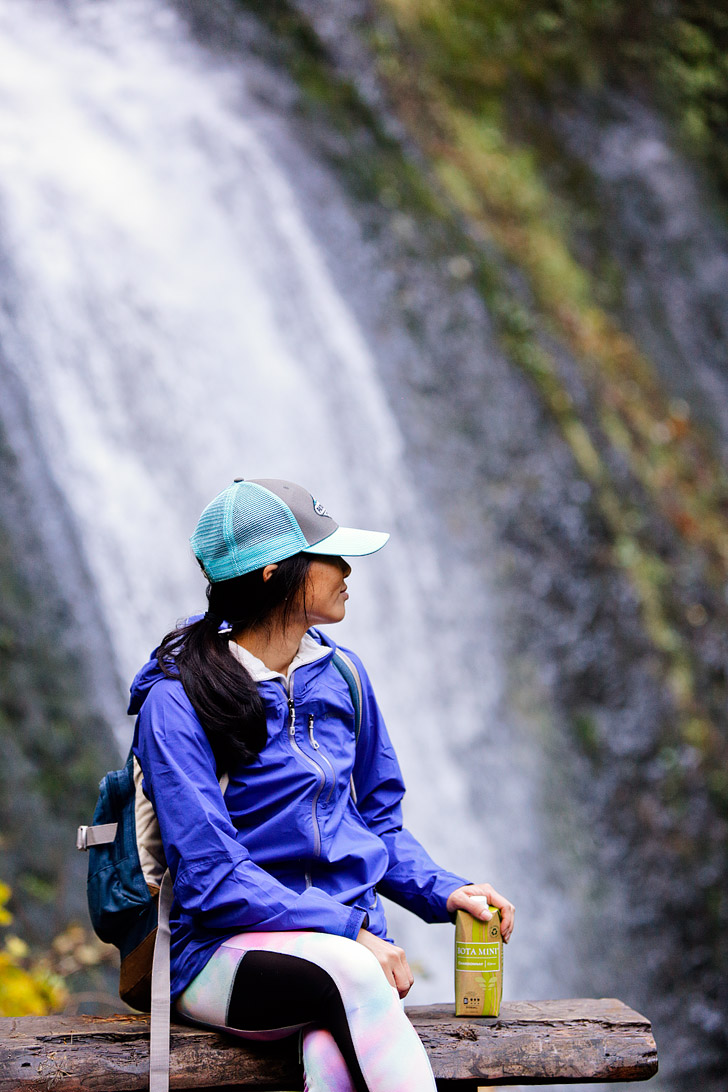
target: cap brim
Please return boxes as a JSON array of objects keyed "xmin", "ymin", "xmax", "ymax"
[{"xmin": 303, "ymin": 526, "xmax": 389, "ymax": 558}]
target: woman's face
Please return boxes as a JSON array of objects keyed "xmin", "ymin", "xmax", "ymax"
[{"xmin": 301, "ymin": 556, "xmax": 352, "ymax": 626}]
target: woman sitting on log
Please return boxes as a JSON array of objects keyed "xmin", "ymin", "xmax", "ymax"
[{"xmin": 131, "ymin": 477, "xmax": 515, "ymax": 1092}]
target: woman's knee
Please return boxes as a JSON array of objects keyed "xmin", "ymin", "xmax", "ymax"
[{"xmin": 315, "ymin": 935, "xmax": 391, "ymax": 1001}]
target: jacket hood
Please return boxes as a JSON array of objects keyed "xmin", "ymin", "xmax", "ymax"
[{"xmin": 128, "ymin": 652, "xmax": 169, "ymax": 715}]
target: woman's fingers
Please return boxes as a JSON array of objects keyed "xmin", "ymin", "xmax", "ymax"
[
  {"xmin": 390, "ymin": 946, "xmax": 414, "ymax": 998},
  {"xmin": 356, "ymin": 929, "xmax": 414, "ymax": 997},
  {"xmin": 446, "ymin": 884, "xmax": 516, "ymax": 943},
  {"xmin": 486, "ymin": 887, "xmax": 515, "ymax": 943}
]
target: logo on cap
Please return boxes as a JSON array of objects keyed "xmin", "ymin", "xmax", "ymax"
[{"xmin": 313, "ymin": 499, "xmax": 329, "ymax": 517}]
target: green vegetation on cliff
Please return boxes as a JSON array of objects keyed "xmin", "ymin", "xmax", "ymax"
[{"xmin": 376, "ymin": 1, "xmax": 728, "ymax": 196}]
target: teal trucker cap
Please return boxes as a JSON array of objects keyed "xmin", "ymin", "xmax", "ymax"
[{"xmin": 191, "ymin": 478, "xmax": 390, "ymax": 582}]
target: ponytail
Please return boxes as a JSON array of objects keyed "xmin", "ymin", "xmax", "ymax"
[{"xmin": 156, "ymin": 554, "xmax": 312, "ymax": 767}]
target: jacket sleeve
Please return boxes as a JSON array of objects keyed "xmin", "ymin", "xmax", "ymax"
[
  {"xmin": 347, "ymin": 652, "xmax": 469, "ymax": 923},
  {"xmin": 134, "ymin": 679, "xmax": 366, "ymax": 940}
]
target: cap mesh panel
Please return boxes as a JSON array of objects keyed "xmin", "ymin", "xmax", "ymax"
[
  {"xmin": 192, "ymin": 495, "xmax": 230, "ymax": 562},
  {"xmin": 191, "ymin": 482, "xmax": 308, "ymax": 580}
]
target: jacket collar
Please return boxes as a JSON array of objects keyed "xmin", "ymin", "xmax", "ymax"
[{"xmin": 228, "ymin": 629, "xmax": 330, "ymax": 683}]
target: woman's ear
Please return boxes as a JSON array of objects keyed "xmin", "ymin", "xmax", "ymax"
[{"xmin": 261, "ymin": 564, "xmax": 278, "ymax": 583}]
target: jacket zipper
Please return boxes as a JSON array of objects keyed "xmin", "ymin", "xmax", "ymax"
[
  {"xmin": 308, "ymin": 715, "xmax": 336, "ymax": 804},
  {"xmin": 286, "ymin": 689, "xmax": 324, "ymax": 859}
]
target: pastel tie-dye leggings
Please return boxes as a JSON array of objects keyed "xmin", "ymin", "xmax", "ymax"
[{"xmin": 175, "ymin": 930, "xmax": 438, "ymax": 1092}]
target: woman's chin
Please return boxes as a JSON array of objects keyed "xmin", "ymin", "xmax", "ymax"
[{"xmin": 311, "ymin": 608, "xmax": 346, "ymax": 627}]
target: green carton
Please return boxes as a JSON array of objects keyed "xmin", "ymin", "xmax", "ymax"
[{"xmin": 454, "ymin": 905, "xmax": 503, "ymax": 1017}]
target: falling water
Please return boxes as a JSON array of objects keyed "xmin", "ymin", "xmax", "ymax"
[{"xmin": 0, "ymin": 0, "xmax": 566, "ymax": 1003}]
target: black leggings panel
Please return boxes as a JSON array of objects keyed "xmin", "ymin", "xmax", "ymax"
[{"xmin": 227, "ymin": 949, "xmax": 370, "ymax": 1092}]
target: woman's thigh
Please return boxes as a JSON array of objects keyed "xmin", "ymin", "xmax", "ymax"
[{"xmin": 175, "ymin": 930, "xmax": 390, "ymax": 1034}]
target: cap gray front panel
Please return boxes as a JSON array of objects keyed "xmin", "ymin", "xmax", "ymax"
[{"xmin": 250, "ymin": 479, "xmax": 339, "ymax": 547}]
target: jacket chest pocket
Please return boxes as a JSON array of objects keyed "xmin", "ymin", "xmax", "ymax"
[{"xmin": 307, "ymin": 708, "xmax": 357, "ymax": 771}]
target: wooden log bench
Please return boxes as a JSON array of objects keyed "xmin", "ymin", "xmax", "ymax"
[{"xmin": 0, "ymin": 999, "xmax": 658, "ymax": 1090}]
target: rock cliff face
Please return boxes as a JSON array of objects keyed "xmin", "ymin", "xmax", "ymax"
[{"xmin": 0, "ymin": 0, "xmax": 726, "ymax": 1086}]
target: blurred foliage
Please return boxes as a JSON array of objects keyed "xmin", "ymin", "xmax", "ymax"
[
  {"xmin": 378, "ymin": 1, "xmax": 728, "ymax": 195},
  {"xmin": 632, "ymin": 4, "xmax": 728, "ymax": 189},
  {"xmin": 0, "ymin": 881, "xmax": 66, "ymax": 1016},
  {"xmin": 0, "ymin": 880, "xmax": 117, "ymax": 1016}
]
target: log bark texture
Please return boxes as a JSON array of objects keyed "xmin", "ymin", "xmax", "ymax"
[{"xmin": 0, "ymin": 998, "xmax": 658, "ymax": 1090}]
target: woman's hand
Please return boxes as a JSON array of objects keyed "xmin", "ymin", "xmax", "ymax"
[
  {"xmin": 356, "ymin": 928, "xmax": 414, "ymax": 998},
  {"xmin": 446, "ymin": 883, "xmax": 515, "ymax": 943}
]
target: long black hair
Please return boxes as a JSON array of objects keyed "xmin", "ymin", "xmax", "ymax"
[{"xmin": 156, "ymin": 553, "xmax": 312, "ymax": 767}]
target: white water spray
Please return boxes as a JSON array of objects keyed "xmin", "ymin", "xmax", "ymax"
[{"xmin": 0, "ymin": 0, "xmax": 561, "ymax": 1002}]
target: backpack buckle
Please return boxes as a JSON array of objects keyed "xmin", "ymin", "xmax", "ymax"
[{"xmin": 76, "ymin": 821, "xmax": 118, "ymax": 850}]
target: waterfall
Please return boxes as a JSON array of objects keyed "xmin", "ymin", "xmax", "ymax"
[{"xmin": 0, "ymin": 0, "xmax": 569, "ymax": 1004}]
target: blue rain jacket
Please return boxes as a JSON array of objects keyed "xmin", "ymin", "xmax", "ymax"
[{"xmin": 130, "ymin": 627, "xmax": 468, "ymax": 1000}]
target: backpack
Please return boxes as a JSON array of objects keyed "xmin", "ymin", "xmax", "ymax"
[{"xmin": 77, "ymin": 649, "xmax": 363, "ymax": 1092}]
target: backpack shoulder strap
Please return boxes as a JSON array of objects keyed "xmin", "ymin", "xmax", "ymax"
[
  {"xmin": 149, "ymin": 869, "xmax": 173, "ymax": 1092},
  {"xmin": 331, "ymin": 649, "xmax": 363, "ymax": 742},
  {"xmin": 331, "ymin": 649, "xmax": 364, "ymax": 807}
]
